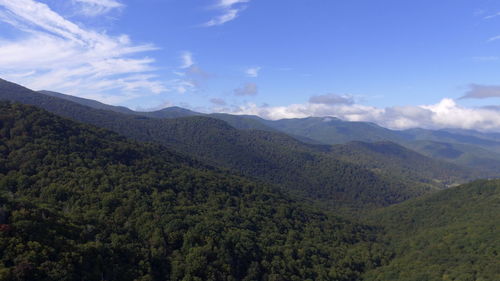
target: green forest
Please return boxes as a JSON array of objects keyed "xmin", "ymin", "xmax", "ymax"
[
  {"xmin": 0, "ymin": 87, "xmax": 499, "ymax": 281},
  {"xmin": 0, "ymin": 102, "xmax": 390, "ymax": 280}
]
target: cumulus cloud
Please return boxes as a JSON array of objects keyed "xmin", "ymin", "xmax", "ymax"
[
  {"xmin": 223, "ymin": 98, "xmax": 500, "ymax": 132},
  {"xmin": 234, "ymin": 82, "xmax": 258, "ymax": 96},
  {"xmin": 204, "ymin": 0, "xmax": 249, "ymax": 27},
  {"xmin": 0, "ymin": 0, "xmax": 164, "ymax": 102},
  {"xmin": 460, "ymin": 84, "xmax": 500, "ymax": 99},
  {"xmin": 309, "ymin": 93, "xmax": 354, "ymax": 105},
  {"xmin": 245, "ymin": 66, "xmax": 260, "ymax": 77}
]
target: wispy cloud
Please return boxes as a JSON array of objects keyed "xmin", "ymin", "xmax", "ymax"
[
  {"xmin": 171, "ymin": 51, "xmax": 213, "ymax": 94},
  {"xmin": 180, "ymin": 51, "xmax": 194, "ymax": 69},
  {"xmin": 0, "ymin": 0, "xmax": 163, "ymax": 102},
  {"xmin": 245, "ymin": 66, "xmax": 261, "ymax": 77},
  {"xmin": 234, "ymin": 82, "xmax": 258, "ymax": 96},
  {"xmin": 204, "ymin": 0, "xmax": 250, "ymax": 27},
  {"xmin": 223, "ymin": 98, "xmax": 500, "ymax": 132},
  {"xmin": 72, "ymin": 0, "xmax": 124, "ymax": 16},
  {"xmin": 460, "ymin": 84, "xmax": 500, "ymax": 99},
  {"xmin": 484, "ymin": 12, "xmax": 500, "ymax": 20},
  {"xmin": 471, "ymin": 56, "xmax": 499, "ymax": 62},
  {"xmin": 487, "ymin": 35, "xmax": 500, "ymax": 42}
]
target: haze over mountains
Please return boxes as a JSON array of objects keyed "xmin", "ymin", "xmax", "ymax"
[
  {"xmin": 0, "ymin": 79, "xmax": 483, "ymax": 209},
  {"xmin": 1, "ymin": 78, "xmax": 499, "ymax": 280},
  {"xmin": 26, "ymin": 79, "xmax": 500, "ymax": 177}
]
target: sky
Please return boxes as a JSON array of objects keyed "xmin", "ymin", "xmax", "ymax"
[{"xmin": 2, "ymin": 0, "xmax": 500, "ymax": 131}]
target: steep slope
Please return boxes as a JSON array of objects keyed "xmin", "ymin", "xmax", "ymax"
[
  {"xmin": 329, "ymin": 141, "xmax": 477, "ymax": 189},
  {"xmin": 0, "ymin": 78, "xmax": 423, "ymax": 210},
  {"xmin": 408, "ymin": 140, "xmax": 500, "ymax": 175},
  {"xmin": 363, "ymin": 179, "xmax": 500, "ymax": 281},
  {"xmin": 0, "ymin": 102, "xmax": 388, "ymax": 281}
]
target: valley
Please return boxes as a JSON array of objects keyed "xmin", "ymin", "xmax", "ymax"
[{"xmin": 0, "ymin": 79, "xmax": 499, "ymax": 280}]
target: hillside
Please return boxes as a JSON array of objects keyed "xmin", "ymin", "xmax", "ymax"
[
  {"xmin": 0, "ymin": 78, "xmax": 436, "ymax": 210},
  {"xmin": 262, "ymin": 117, "xmax": 409, "ymax": 145},
  {"xmin": 0, "ymin": 102, "xmax": 389, "ymax": 280},
  {"xmin": 330, "ymin": 141, "xmax": 477, "ymax": 189},
  {"xmin": 363, "ymin": 179, "xmax": 500, "ymax": 281},
  {"xmin": 32, "ymin": 85, "xmax": 500, "ymax": 177}
]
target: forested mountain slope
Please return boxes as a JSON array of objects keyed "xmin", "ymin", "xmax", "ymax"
[
  {"xmin": 329, "ymin": 141, "xmax": 476, "ymax": 189},
  {"xmin": 363, "ymin": 179, "xmax": 500, "ymax": 281},
  {"xmin": 0, "ymin": 102, "xmax": 389, "ymax": 280},
  {"xmin": 33, "ymin": 86, "xmax": 500, "ymax": 176},
  {"xmin": 0, "ymin": 78, "xmax": 436, "ymax": 210}
]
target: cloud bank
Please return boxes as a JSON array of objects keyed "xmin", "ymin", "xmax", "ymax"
[{"xmin": 224, "ymin": 98, "xmax": 500, "ymax": 132}]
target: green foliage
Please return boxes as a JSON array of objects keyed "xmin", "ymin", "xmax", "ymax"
[
  {"xmin": 363, "ymin": 180, "xmax": 500, "ymax": 281},
  {"xmin": 0, "ymin": 102, "xmax": 388, "ymax": 280},
  {"xmin": 0, "ymin": 78, "xmax": 431, "ymax": 210},
  {"xmin": 330, "ymin": 141, "xmax": 476, "ymax": 190}
]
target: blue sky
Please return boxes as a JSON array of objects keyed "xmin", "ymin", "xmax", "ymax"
[{"xmin": 2, "ymin": 0, "xmax": 500, "ymax": 130}]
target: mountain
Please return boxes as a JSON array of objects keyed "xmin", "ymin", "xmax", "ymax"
[
  {"xmin": 0, "ymin": 101, "xmax": 389, "ymax": 280},
  {"xmin": 36, "ymin": 87, "xmax": 500, "ymax": 172},
  {"xmin": 363, "ymin": 179, "xmax": 500, "ymax": 280},
  {"xmin": 0, "ymin": 78, "xmax": 430, "ymax": 211},
  {"xmin": 329, "ymin": 141, "xmax": 476, "ymax": 189},
  {"xmin": 256, "ymin": 116, "xmax": 500, "ymax": 175},
  {"xmin": 38, "ymin": 90, "xmax": 136, "ymax": 115},
  {"xmin": 262, "ymin": 117, "xmax": 410, "ymax": 145},
  {"xmin": 407, "ymin": 140, "xmax": 500, "ymax": 175},
  {"xmin": 39, "ymin": 90, "xmax": 202, "ymax": 119}
]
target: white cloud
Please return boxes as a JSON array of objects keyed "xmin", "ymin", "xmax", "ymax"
[
  {"xmin": 245, "ymin": 66, "xmax": 260, "ymax": 77},
  {"xmin": 223, "ymin": 98, "xmax": 500, "ymax": 132},
  {"xmin": 218, "ymin": 0, "xmax": 250, "ymax": 7},
  {"xmin": 73, "ymin": 0, "xmax": 123, "ymax": 16},
  {"xmin": 487, "ymin": 35, "xmax": 500, "ymax": 42},
  {"xmin": 180, "ymin": 51, "xmax": 194, "ymax": 69},
  {"xmin": 484, "ymin": 12, "xmax": 500, "ymax": 20},
  {"xmin": 204, "ymin": 0, "xmax": 250, "ymax": 27},
  {"xmin": 204, "ymin": 9, "xmax": 239, "ymax": 27},
  {"xmin": 0, "ymin": 0, "xmax": 164, "ymax": 102}
]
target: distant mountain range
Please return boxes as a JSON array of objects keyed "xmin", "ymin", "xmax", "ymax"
[
  {"xmin": 34, "ymin": 83, "xmax": 500, "ymax": 175},
  {"xmin": 1, "ymin": 78, "xmax": 499, "ymax": 280},
  {"xmin": 0, "ymin": 78, "xmax": 482, "ymax": 212}
]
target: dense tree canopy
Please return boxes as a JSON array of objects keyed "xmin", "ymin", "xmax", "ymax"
[
  {"xmin": 363, "ymin": 180, "xmax": 500, "ymax": 281},
  {"xmin": 0, "ymin": 102, "xmax": 389, "ymax": 280}
]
